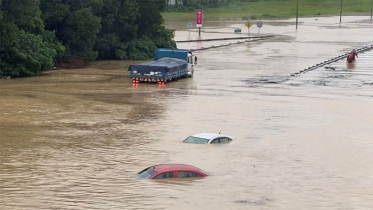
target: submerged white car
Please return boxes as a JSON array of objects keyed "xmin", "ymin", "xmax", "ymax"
[{"xmin": 182, "ymin": 133, "xmax": 234, "ymax": 144}]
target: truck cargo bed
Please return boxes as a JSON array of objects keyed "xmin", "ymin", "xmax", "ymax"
[{"xmin": 129, "ymin": 58, "xmax": 188, "ymax": 82}]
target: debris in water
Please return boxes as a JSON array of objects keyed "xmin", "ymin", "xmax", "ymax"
[{"xmin": 234, "ymin": 197, "xmax": 272, "ymax": 205}]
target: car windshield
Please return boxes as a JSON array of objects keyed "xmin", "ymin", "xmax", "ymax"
[
  {"xmin": 183, "ymin": 136, "xmax": 209, "ymax": 144},
  {"xmin": 138, "ymin": 167, "xmax": 157, "ymax": 178}
]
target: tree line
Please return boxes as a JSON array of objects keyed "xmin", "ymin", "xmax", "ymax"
[
  {"xmin": 165, "ymin": 0, "xmax": 261, "ymax": 12},
  {"xmin": 0, "ymin": 0, "xmax": 176, "ymax": 78}
]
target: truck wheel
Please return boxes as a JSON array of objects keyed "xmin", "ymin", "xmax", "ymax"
[{"xmin": 189, "ymin": 69, "xmax": 194, "ymax": 77}]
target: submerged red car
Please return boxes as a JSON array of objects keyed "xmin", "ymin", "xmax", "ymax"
[{"xmin": 138, "ymin": 164, "xmax": 209, "ymax": 179}]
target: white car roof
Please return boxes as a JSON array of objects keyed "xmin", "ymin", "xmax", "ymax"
[{"xmin": 191, "ymin": 133, "xmax": 232, "ymax": 140}]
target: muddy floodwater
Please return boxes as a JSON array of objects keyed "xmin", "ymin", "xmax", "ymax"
[{"xmin": 1, "ymin": 16, "xmax": 373, "ymax": 210}]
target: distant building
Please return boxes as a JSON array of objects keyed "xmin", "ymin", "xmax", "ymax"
[{"xmin": 168, "ymin": 0, "xmax": 182, "ymax": 6}]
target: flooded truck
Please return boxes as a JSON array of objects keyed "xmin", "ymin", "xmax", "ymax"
[{"xmin": 128, "ymin": 48, "xmax": 197, "ymax": 83}]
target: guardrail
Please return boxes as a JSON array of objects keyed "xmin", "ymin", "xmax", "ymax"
[
  {"xmin": 176, "ymin": 35, "xmax": 274, "ymax": 43},
  {"xmin": 190, "ymin": 36, "xmax": 274, "ymax": 52},
  {"xmin": 290, "ymin": 45, "xmax": 373, "ymax": 77}
]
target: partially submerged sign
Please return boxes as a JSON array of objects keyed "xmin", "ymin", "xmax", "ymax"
[
  {"xmin": 245, "ymin": 21, "xmax": 252, "ymax": 38},
  {"xmin": 256, "ymin": 21, "xmax": 263, "ymax": 36},
  {"xmin": 196, "ymin": 10, "xmax": 203, "ymax": 27},
  {"xmin": 245, "ymin": 21, "xmax": 253, "ymax": 28},
  {"xmin": 234, "ymin": 28, "xmax": 242, "ymax": 33},
  {"xmin": 187, "ymin": 22, "xmax": 192, "ymax": 36}
]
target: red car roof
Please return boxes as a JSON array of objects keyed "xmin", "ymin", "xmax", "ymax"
[{"xmin": 152, "ymin": 164, "xmax": 204, "ymax": 173}]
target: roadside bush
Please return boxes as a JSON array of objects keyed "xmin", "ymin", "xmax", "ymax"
[
  {"xmin": 0, "ymin": 30, "xmax": 56, "ymax": 77},
  {"xmin": 153, "ymin": 28, "xmax": 177, "ymax": 49},
  {"xmin": 242, "ymin": 15, "xmax": 258, "ymax": 20},
  {"xmin": 116, "ymin": 36, "xmax": 156, "ymax": 60},
  {"xmin": 165, "ymin": 5, "xmax": 195, "ymax": 12},
  {"xmin": 262, "ymin": 13, "xmax": 276, "ymax": 18},
  {"xmin": 41, "ymin": 30, "xmax": 66, "ymax": 61}
]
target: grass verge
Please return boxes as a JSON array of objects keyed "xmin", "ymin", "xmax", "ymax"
[{"xmin": 162, "ymin": 0, "xmax": 373, "ymax": 21}]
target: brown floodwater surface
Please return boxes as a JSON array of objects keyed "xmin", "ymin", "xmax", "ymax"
[{"xmin": 1, "ymin": 16, "xmax": 373, "ymax": 210}]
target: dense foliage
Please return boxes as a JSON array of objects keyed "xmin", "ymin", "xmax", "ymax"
[{"xmin": 0, "ymin": 0, "xmax": 176, "ymax": 77}]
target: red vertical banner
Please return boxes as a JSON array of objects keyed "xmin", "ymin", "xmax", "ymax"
[{"xmin": 196, "ymin": 10, "xmax": 203, "ymax": 27}]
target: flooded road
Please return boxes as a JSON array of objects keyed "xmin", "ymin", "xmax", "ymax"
[{"xmin": 1, "ymin": 16, "xmax": 373, "ymax": 210}]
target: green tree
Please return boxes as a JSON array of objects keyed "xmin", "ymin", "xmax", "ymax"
[
  {"xmin": 40, "ymin": 0, "xmax": 102, "ymax": 61},
  {"xmin": 111, "ymin": 0, "xmax": 176, "ymax": 60},
  {"xmin": 115, "ymin": 36, "xmax": 156, "ymax": 60},
  {"xmin": 1, "ymin": 0, "xmax": 178, "ymax": 77},
  {"xmin": 67, "ymin": 0, "xmax": 103, "ymax": 15},
  {"xmin": 1, "ymin": 0, "xmax": 44, "ymax": 33},
  {"xmin": 0, "ymin": 0, "xmax": 57, "ymax": 77},
  {"xmin": 0, "ymin": 30, "xmax": 56, "ymax": 77},
  {"xmin": 95, "ymin": 0, "xmax": 139, "ymax": 59},
  {"xmin": 136, "ymin": 0, "xmax": 176, "ymax": 49},
  {"xmin": 40, "ymin": 0, "xmax": 70, "ymax": 41},
  {"xmin": 41, "ymin": 30, "xmax": 66, "ymax": 61},
  {"xmin": 64, "ymin": 8, "xmax": 101, "ymax": 60},
  {"xmin": 95, "ymin": 0, "xmax": 175, "ymax": 60},
  {"xmin": 136, "ymin": 0, "xmax": 167, "ymax": 37}
]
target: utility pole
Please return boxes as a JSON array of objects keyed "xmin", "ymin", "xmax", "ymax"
[
  {"xmin": 371, "ymin": 0, "xmax": 372, "ymax": 19},
  {"xmin": 199, "ymin": 0, "xmax": 201, "ymax": 36},
  {"xmin": 340, "ymin": 0, "xmax": 343, "ymax": 23},
  {"xmin": 296, "ymin": 0, "xmax": 299, "ymax": 29}
]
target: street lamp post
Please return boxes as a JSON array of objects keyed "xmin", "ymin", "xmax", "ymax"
[
  {"xmin": 340, "ymin": 0, "xmax": 343, "ymax": 23},
  {"xmin": 296, "ymin": 0, "xmax": 299, "ymax": 29}
]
